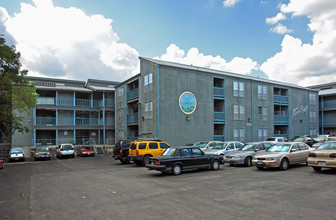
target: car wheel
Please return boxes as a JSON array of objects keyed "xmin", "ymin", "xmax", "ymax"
[
  {"xmin": 312, "ymin": 166, "xmax": 322, "ymax": 172},
  {"xmin": 72, "ymin": 155, "xmax": 75, "ymax": 158},
  {"xmin": 120, "ymin": 156, "xmax": 128, "ymax": 164},
  {"xmin": 256, "ymin": 166, "xmax": 264, "ymax": 170},
  {"xmin": 143, "ymin": 155, "xmax": 150, "ymax": 166},
  {"xmin": 211, "ymin": 160, "xmax": 220, "ymax": 170},
  {"xmin": 172, "ymin": 164, "xmax": 182, "ymax": 175},
  {"xmin": 279, "ymin": 158, "xmax": 289, "ymax": 171},
  {"xmin": 244, "ymin": 157, "xmax": 252, "ymax": 167},
  {"xmin": 135, "ymin": 161, "xmax": 142, "ymax": 166}
]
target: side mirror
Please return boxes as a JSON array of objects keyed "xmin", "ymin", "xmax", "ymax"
[{"xmin": 255, "ymin": 149, "xmax": 260, "ymax": 152}]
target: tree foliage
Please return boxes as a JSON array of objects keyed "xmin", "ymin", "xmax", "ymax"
[{"xmin": 0, "ymin": 36, "xmax": 38, "ymax": 141}]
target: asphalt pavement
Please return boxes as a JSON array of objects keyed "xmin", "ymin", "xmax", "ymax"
[{"xmin": 0, "ymin": 155, "xmax": 335, "ymax": 220}]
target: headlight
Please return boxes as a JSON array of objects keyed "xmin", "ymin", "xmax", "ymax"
[{"xmin": 267, "ymin": 157, "xmax": 277, "ymax": 161}]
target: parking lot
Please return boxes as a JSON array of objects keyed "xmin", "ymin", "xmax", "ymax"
[{"xmin": 0, "ymin": 155, "xmax": 335, "ymax": 220}]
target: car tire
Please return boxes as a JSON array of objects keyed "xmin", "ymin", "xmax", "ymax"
[
  {"xmin": 135, "ymin": 161, "xmax": 142, "ymax": 166},
  {"xmin": 244, "ymin": 157, "xmax": 252, "ymax": 167},
  {"xmin": 211, "ymin": 160, "xmax": 220, "ymax": 170},
  {"xmin": 279, "ymin": 158, "xmax": 289, "ymax": 171},
  {"xmin": 143, "ymin": 155, "xmax": 151, "ymax": 166},
  {"xmin": 72, "ymin": 155, "xmax": 75, "ymax": 158},
  {"xmin": 120, "ymin": 156, "xmax": 128, "ymax": 164},
  {"xmin": 312, "ymin": 166, "xmax": 322, "ymax": 172},
  {"xmin": 256, "ymin": 166, "xmax": 264, "ymax": 170},
  {"xmin": 172, "ymin": 164, "xmax": 182, "ymax": 175}
]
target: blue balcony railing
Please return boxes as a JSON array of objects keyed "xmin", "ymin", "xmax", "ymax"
[
  {"xmin": 214, "ymin": 112, "xmax": 225, "ymax": 122},
  {"xmin": 274, "ymin": 95, "xmax": 288, "ymax": 104},
  {"xmin": 127, "ymin": 88, "xmax": 139, "ymax": 101},
  {"xmin": 127, "ymin": 113, "xmax": 138, "ymax": 124},
  {"xmin": 106, "ymin": 99, "xmax": 115, "ymax": 108},
  {"xmin": 36, "ymin": 117, "xmax": 56, "ymax": 126},
  {"xmin": 58, "ymin": 97, "xmax": 74, "ymax": 106},
  {"xmin": 213, "ymin": 87, "xmax": 225, "ymax": 98},
  {"xmin": 321, "ymin": 101, "xmax": 336, "ymax": 110},
  {"xmin": 214, "ymin": 135, "xmax": 225, "ymax": 142},
  {"xmin": 76, "ymin": 98, "xmax": 91, "ymax": 107},
  {"xmin": 36, "ymin": 139, "xmax": 56, "ymax": 145},
  {"xmin": 273, "ymin": 134, "xmax": 289, "ymax": 139},
  {"xmin": 274, "ymin": 115, "xmax": 289, "ymax": 125},
  {"xmin": 58, "ymin": 117, "xmax": 74, "ymax": 126},
  {"xmin": 75, "ymin": 118, "xmax": 98, "ymax": 126},
  {"xmin": 323, "ymin": 118, "xmax": 336, "ymax": 126}
]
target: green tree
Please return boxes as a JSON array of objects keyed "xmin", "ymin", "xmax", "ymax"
[{"xmin": 0, "ymin": 36, "xmax": 38, "ymax": 142}]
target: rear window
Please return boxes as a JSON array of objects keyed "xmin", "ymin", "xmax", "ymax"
[
  {"xmin": 138, "ymin": 143, "xmax": 147, "ymax": 150},
  {"xmin": 317, "ymin": 142, "xmax": 336, "ymax": 150},
  {"xmin": 160, "ymin": 143, "xmax": 170, "ymax": 149},
  {"xmin": 11, "ymin": 149, "xmax": 23, "ymax": 154},
  {"xmin": 266, "ymin": 138, "xmax": 276, "ymax": 141},
  {"xmin": 130, "ymin": 143, "xmax": 136, "ymax": 150},
  {"xmin": 298, "ymin": 143, "xmax": 309, "ymax": 150},
  {"xmin": 149, "ymin": 143, "xmax": 158, "ymax": 149},
  {"xmin": 62, "ymin": 145, "xmax": 73, "ymax": 150}
]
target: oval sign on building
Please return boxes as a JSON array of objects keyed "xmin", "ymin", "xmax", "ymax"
[{"xmin": 179, "ymin": 91, "xmax": 197, "ymax": 114}]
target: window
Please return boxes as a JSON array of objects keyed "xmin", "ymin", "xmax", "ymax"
[
  {"xmin": 291, "ymin": 144, "xmax": 299, "ymax": 151},
  {"xmin": 160, "ymin": 143, "xmax": 169, "ymax": 149},
  {"xmin": 144, "ymin": 73, "xmax": 153, "ymax": 93},
  {"xmin": 182, "ymin": 148, "xmax": 192, "ymax": 156},
  {"xmin": 191, "ymin": 148, "xmax": 203, "ymax": 155},
  {"xmin": 310, "ymin": 128, "xmax": 317, "ymax": 136},
  {"xmin": 258, "ymin": 85, "xmax": 267, "ymax": 100},
  {"xmin": 233, "ymin": 81, "xmax": 245, "ymax": 97},
  {"xmin": 309, "ymin": 93, "xmax": 316, "ymax": 105},
  {"xmin": 138, "ymin": 143, "xmax": 147, "ymax": 149},
  {"xmin": 310, "ymin": 111, "xmax": 316, "ymax": 122},
  {"xmin": 258, "ymin": 128, "xmax": 268, "ymax": 141},
  {"xmin": 145, "ymin": 101, "xmax": 153, "ymax": 119},
  {"xmin": 234, "ymin": 105, "xmax": 245, "ymax": 120},
  {"xmin": 117, "ymin": 87, "xmax": 123, "ymax": 96},
  {"xmin": 149, "ymin": 143, "xmax": 158, "ymax": 149},
  {"xmin": 299, "ymin": 143, "xmax": 309, "ymax": 150},
  {"xmin": 256, "ymin": 144, "xmax": 265, "ymax": 151},
  {"xmin": 234, "ymin": 128, "xmax": 245, "ymax": 142},
  {"xmin": 258, "ymin": 107, "xmax": 268, "ymax": 121},
  {"xmin": 226, "ymin": 143, "xmax": 234, "ymax": 150}
]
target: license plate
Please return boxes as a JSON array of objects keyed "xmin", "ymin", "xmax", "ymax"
[
  {"xmin": 318, "ymin": 161, "xmax": 326, "ymax": 166},
  {"xmin": 257, "ymin": 161, "xmax": 263, "ymax": 165}
]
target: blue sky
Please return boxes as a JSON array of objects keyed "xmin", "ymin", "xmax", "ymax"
[{"xmin": 0, "ymin": 0, "xmax": 335, "ymax": 86}]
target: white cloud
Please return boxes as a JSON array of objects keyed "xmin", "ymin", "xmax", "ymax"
[
  {"xmin": 223, "ymin": 0, "xmax": 241, "ymax": 8},
  {"xmin": 1, "ymin": 0, "xmax": 139, "ymax": 81},
  {"xmin": 266, "ymin": 13, "xmax": 286, "ymax": 25},
  {"xmin": 155, "ymin": 44, "xmax": 258, "ymax": 75},
  {"xmin": 261, "ymin": 0, "xmax": 336, "ymax": 86},
  {"xmin": 270, "ymin": 23, "xmax": 293, "ymax": 34}
]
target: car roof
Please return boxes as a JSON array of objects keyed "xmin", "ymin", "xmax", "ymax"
[{"xmin": 171, "ymin": 146, "xmax": 201, "ymax": 149}]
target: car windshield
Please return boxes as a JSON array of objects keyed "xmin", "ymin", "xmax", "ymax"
[
  {"xmin": 267, "ymin": 144, "xmax": 291, "ymax": 152},
  {"xmin": 62, "ymin": 145, "xmax": 73, "ymax": 150},
  {"xmin": 162, "ymin": 148, "xmax": 177, "ymax": 156},
  {"xmin": 11, "ymin": 149, "xmax": 23, "ymax": 154},
  {"xmin": 266, "ymin": 138, "xmax": 276, "ymax": 141},
  {"xmin": 213, "ymin": 143, "xmax": 228, "ymax": 149},
  {"xmin": 195, "ymin": 142, "xmax": 209, "ymax": 148},
  {"xmin": 317, "ymin": 142, "xmax": 336, "ymax": 150},
  {"xmin": 36, "ymin": 147, "xmax": 49, "ymax": 151},
  {"xmin": 241, "ymin": 144, "xmax": 256, "ymax": 151},
  {"xmin": 315, "ymin": 135, "xmax": 328, "ymax": 142}
]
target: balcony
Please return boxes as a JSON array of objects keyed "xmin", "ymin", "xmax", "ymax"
[
  {"xmin": 36, "ymin": 117, "xmax": 56, "ymax": 126},
  {"xmin": 37, "ymin": 97, "xmax": 55, "ymax": 105},
  {"xmin": 274, "ymin": 95, "xmax": 288, "ymax": 104},
  {"xmin": 213, "ymin": 87, "xmax": 225, "ymax": 99},
  {"xmin": 127, "ymin": 88, "xmax": 139, "ymax": 101},
  {"xmin": 127, "ymin": 113, "xmax": 138, "ymax": 124},
  {"xmin": 75, "ymin": 118, "xmax": 98, "ymax": 126},
  {"xmin": 214, "ymin": 135, "xmax": 225, "ymax": 141},
  {"xmin": 58, "ymin": 118, "xmax": 74, "ymax": 126},
  {"xmin": 274, "ymin": 115, "xmax": 289, "ymax": 125},
  {"xmin": 105, "ymin": 99, "xmax": 115, "ymax": 108},
  {"xmin": 322, "ymin": 118, "xmax": 336, "ymax": 126},
  {"xmin": 58, "ymin": 97, "xmax": 74, "ymax": 106},
  {"xmin": 320, "ymin": 101, "xmax": 336, "ymax": 111},
  {"xmin": 36, "ymin": 139, "xmax": 56, "ymax": 145},
  {"xmin": 214, "ymin": 112, "xmax": 225, "ymax": 122}
]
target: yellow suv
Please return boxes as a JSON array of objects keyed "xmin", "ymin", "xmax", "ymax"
[{"xmin": 128, "ymin": 140, "xmax": 171, "ymax": 166}]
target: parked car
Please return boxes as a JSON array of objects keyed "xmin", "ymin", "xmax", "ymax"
[
  {"xmin": 77, "ymin": 146, "xmax": 95, "ymax": 157},
  {"xmin": 225, "ymin": 142, "xmax": 273, "ymax": 166},
  {"xmin": 113, "ymin": 140, "xmax": 132, "ymax": 159},
  {"xmin": 252, "ymin": 142, "xmax": 311, "ymax": 171},
  {"xmin": 114, "ymin": 142, "xmax": 132, "ymax": 164},
  {"xmin": 204, "ymin": 141, "xmax": 244, "ymax": 155},
  {"xmin": 308, "ymin": 141, "xmax": 336, "ymax": 172},
  {"xmin": 9, "ymin": 148, "xmax": 25, "ymax": 162},
  {"xmin": 145, "ymin": 146, "xmax": 224, "ymax": 175},
  {"xmin": 56, "ymin": 144, "xmax": 75, "ymax": 158},
  {"xmin": 0, "ymin": 159, "xmax": 4, "ymax": 169},
  {"xmin": 313, "ymin": 135, "xmax": 328, "ymax": 142},
  {"xmin": 290, "ymin": 135, "xmax": 317, "ymax": 147},
  {"xmin": 34, "ymin": 146, "xmax": 51, "ymax": 160},
  {"xmin": 128, "ymin": 140, "xmax": 171, "ymax": 166},
  {"xmin": 193, "ymin": 141, "xmax": 224, "ymax": 151},
  {"xmin": 265, "ymin": 137, "xmax": 288, "ymax": 145},
  {"xmin": 312, "ymin": 136, "xmax": 336, "ymax": 149}
]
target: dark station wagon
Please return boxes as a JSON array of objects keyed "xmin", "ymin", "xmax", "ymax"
[{"xmin": 145, "ymin": 146, "xmax": 224, "ymax": 175}]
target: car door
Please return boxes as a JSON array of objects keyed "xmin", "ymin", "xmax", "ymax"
[
  {"xmin": 288, "ymin": 144, "xmax": 301, "ymax": 164},
  {"xmin": 192, "ymin": 148, "xmax": 210, "ymax": 166},
  {"xmin": 298, "ymin": 143, "xmax": 310, "ymax": 163},
  {"xmin": 148, "ymin": 142, "xmax": 161, "ymax": 156},
  {"xmin": 225, "ymin": 143, "xmax": 235, "ymax": 154},
  {"xmin": 180, "ymin": 148, "xmax": 194, "ymax": 168}
]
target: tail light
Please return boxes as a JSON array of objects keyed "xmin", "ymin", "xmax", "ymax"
[
  {"xmin": 330, "ymin": 153, "xmax": 336, "ymax": 158},
  {"xmin": 309, "ymin": 152, "xmax": 316, "ymax": 157},
  {"xmin": 120, "ymin": 150, "xmax": 123, "ymax": 155},
  {"xmin": 154, "ymin": 161, "xmax": 160, "ymax": 166},
  {"xmin": 72, "ymin": 147, "xmax": 74, "ymax": 150},
  {"xmin": 136, "ymin": 150, "xmax": 139, "ymax": 156},
  {"xmin": 9, "ymin": 154, "xmax": 11, "ymax": 158}
]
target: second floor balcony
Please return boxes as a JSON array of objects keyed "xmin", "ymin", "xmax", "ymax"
[
  {"xmin": 127, "ymin": 88, "xmax": 139, "ymax": 101},
  {"xmin": 127, "ymin": 113, "xmax": 138, "ymax": 124},
  {"xmin": 274, "ymin": 95, "xmax": 288, "ymax": 104},
  {"xmin": 213, "ymin": 87, "xmax": 225, "ymax": 98},
  {"xmin": 274, "ymin": 115, "xmax": 289, "ymax": 125},
  {"xmin": 214, "ymin": 112, "xmax": 225, "ymax": 122}
]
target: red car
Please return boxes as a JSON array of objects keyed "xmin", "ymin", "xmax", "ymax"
[
  {"xmin": 0, "ymin": 159, "xmax": 4, "ymax": 169},
  {"xmin": 77, "ymin": 146, "xmax": 95, "ymax": 157}
]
